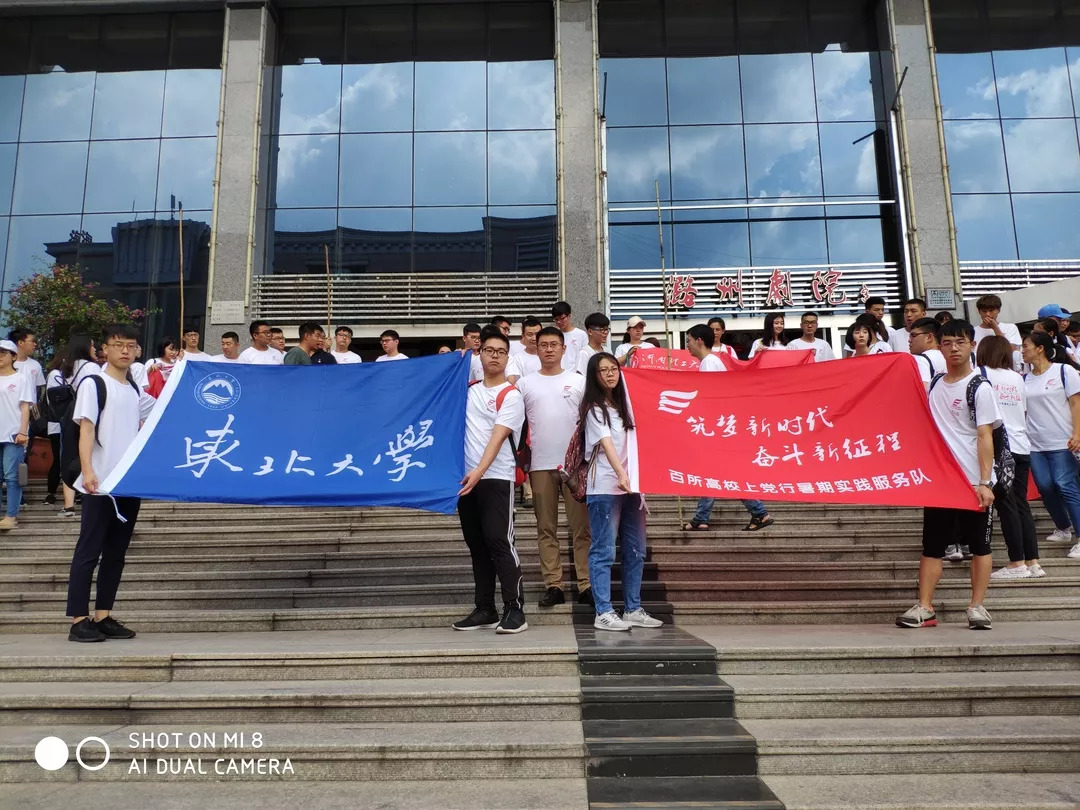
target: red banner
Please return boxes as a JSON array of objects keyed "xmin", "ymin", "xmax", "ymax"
[
  {"xmin": 626, "ymin": 346, "xmax": 815, "ymax": 371},
  {"xmin": 625, "ymin": 353, "xmax": 980, "ymax": 510}
]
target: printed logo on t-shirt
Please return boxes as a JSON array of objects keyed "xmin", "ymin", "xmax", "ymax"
[
  {"xmin": 485, "ymin": 397, "xmax": 497, "ymax": 412},
  {"xmin": 5, "ymin": 383, "xmax": 15, "ymax": 393},
  {"xmin": 1046, "ymin": 377, "xmax": 1060, "ymax": 390}
]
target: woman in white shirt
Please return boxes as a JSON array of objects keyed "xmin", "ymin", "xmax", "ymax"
[
  {"xmin": 1022, "ymin": 331, "xmax": 1080, "ymax": 561},
  {"xmin": 747, "ymin": 313, "xmax": 787, "ymax": 357},
  {"xmin": 845, "ymin": 314, "xmax": 891, "ymax": 357},
  {"xmin": 976, "ymin": 336, "xmax": 1041, "ymax": 578},
  {"xmin": 614, "ymin": 316, "xmax": 647, "ymax": 366},
  {"xmin": 580, "ymin": 352, "xmax": 662, "ymax": 632}
]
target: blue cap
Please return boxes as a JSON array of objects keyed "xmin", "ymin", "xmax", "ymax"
[{"xmin": 1038, "ymin": 304, "xmax": 1071, "ymax": 319}]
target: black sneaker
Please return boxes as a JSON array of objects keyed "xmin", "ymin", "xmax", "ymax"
[
  {"xmin": 43, "ymin": 493, "xmax": 56, "ymax": 505},
  {"xmin": 496, "ymin": 606, "xmax": 528, "ymax": 635},
  {"xmin": 452, "ymin": 607, "xmax": 500, "ymax": 631},
  {"xmin": 93, "ymin": 616, "xmax": 136, "ymax": 639},
  {"xmin": 961, "ymin": 545, "xmax": 973, "ymax": 560},
  {"xmin": 68, "ymin": 618, "xmax": 106, "ymax": 643},
  {"xmin": 538, "ymin": 587, "xmax": 565, "ymax": 608},
  {"xmin": 74, "ymin": 494, "xmax": 83, "ymax": 505},
  {"xmin": 577, "ymin": 587, "xmax": 594, "ymax": 607}
]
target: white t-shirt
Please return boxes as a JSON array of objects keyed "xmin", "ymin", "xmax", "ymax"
[
  {"xmin": 469, "ymin": 352, "xmax": 483, "ymax": 382},
  {"xmin": 585, "ymin": 404, "xmax": 630, "ymax": 496},
  {"xmin": 711, "ymin": 343, "xmax": 737, "ymax": 358},
  {"xmin": 928, "ymin": 370, "xmax": 1002, "ymax": 485},
  {"xmin": 1024, "ymin": 363, "xmax": 1080, "ymax": 452},
  {"xmin": 376, "ymin": 353, "xmax": 409, "ymax": 362},
  {"xmin": 699, "ymin": 353, "xmax": 726, "ymax": 372},
  {"xmin": 974, "ymin": 323, "xmax": 1022, "ymax": 349},
  {"xmin": 508, "ymin": 352, "xmax": 541, "ymax": 380},
  {"xmin": 980, "ymin": 367, "xmax": 1029, "ymax": 455},
  {"xmin": 516, "ymin": 371, "xmax": 585, "ymax": 471},
  {"xmin": 888, "ymin": 328, "xmax": 912, "ymax": 354},
  {"xmin": 575, "ymin": 344, "xmax": 606, "ymax": 375},
  {"xmin": 330, "ymin": 350, "xmax": 362, "ymax": 365},
  {"xmin": 788, "ymin": 338, "xmax": 834, "ymax": 362},
  {"xmin": 129, "ymin": 361, "xmax": 150, "ymax": 389},
  {"xmin": 748, "ymin": 339, "xmax": 785, "ymax": 357},
  {"xmin": 0, "ymin": 371, "xmax": 35, "ymax": 443},
  {"xmin": 47, "ymin": 360, "xmax": 103, "ymax": 435},
  {"xmin": 210, "ymin": 354, "xmax": 240, "ymax": 363},
  {"xmin": 14, "ymin": 357, "xmax": 45, "ymax": 389},
  {"xmin": 867, "ymin": 341, "xmax": 892, "ymax": 355},
  {"xmin": 72, "ymin": 369, "xmax": 156, "ymax": 493},
  {"xmin": 238, "ymin": 346, "xmax": 284, "ymax": 365},
  {"xmin": 182, "ymin": 350, "xmax": 213, "ymax": 361},
  {"xmin": 464, "ymin": 381, "xmax": 524, "ymax": 482},
  {"xmin": 509, "ymin": 341, "xmax": 527, "ymax": 357},
  {"xmin": 560, "ymin": 327, "xmax": 588, "ymax": 372},
  {"xmin": 914, "ymin": 349, "xmax": 946, "ymax": 384},
  {"xmin": 614, "ymin": 342, "xmax": 641, "ymax": 360}
]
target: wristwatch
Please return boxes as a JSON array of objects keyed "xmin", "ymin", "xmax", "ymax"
[{"xmin": 977, "ymin": 480, "xmax": 992, "ymax": 488}]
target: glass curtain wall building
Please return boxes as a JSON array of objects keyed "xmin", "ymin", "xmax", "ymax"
[
  {"xmin": 0, "ymin": 12, "xmax": 222, "ymax": 350},
  {"xmin": 268, "ymin": 3, "xmax": 556, "ymax": 281},
  {"xmin": 934, "ymin": 0, "xmax": 1080, "ymax": 287},
  {"xmin": 600, "ymin": 0, "xmax": 898, "ymax": 324}
]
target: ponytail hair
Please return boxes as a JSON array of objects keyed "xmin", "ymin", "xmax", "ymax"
[{"xmin": 1028, "ymin": 330, "xmax": 1080, "ymax": 371}]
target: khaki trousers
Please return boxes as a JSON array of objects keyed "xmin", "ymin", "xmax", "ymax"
[{"xmin": 530, "ymin": 469, "xmax": 591, "ymax": 590}]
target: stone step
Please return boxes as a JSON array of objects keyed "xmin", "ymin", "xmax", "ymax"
[
  {"xmin": 726, "ymin": 670, "xmax": 1080, "ymax": 718},
  {"xmin": 587, "ymin": 776, "xmax": 783, "ymax": 810},
  {"xmin": 0, "ymin": 627, "xmax": 580, "ymax": 683},
  {"xmin": 762, "ymin": 773, "xmax": 1080, "ymax": 809},
  {"xmin": 583, "ymin": 717, "xmax": 758, "ymax": 778},
  {"xmin": 0, "ymin": 779, "xmax": 591, "ymax": 809},
  {"xmin": 0, "ymin": 676, "xmax": 582, "ymax": 725},
  {"xmin": 0, "ymin": 720, "xmax": 586, "ymax": 782},
  {"xmin": 744, "ymin": 716, "xmax": 1080, "ymax": 775}
]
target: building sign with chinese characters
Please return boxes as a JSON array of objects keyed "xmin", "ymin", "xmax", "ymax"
[
  {"xmin": 100, "ymin": 355, "xmax": 471, "ymax": 514},
  {"xmin": 624, "ymin": 353, "xmax": 980, "ymax": 510}
]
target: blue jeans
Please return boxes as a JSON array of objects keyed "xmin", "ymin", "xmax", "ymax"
[
  {"xmin": 1, "ymin": 443, "xmax": 24, "ymax": 518},
  {"xmin": 587, "ymin": 493, "xmax": 647, "ymax": 616},
  {"xmin": 692, "ymin": 497, "xmax": 768, "ymax": 524},
  {"xmin": 1030, "ymin": 450, "xmax": 1080, "ymax": 533}
]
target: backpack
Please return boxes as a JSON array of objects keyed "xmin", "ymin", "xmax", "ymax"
[
  {"xmin": 929, "ymin": 370, "xmax": 1016, "ymax": 494},
  {"xmin": 44, "ymin": 373, "xmax": 76, "ymax": 423},
  {"xmin": 60, "ymin": 372, "xmax": 141, "ymax": 488},
  {"xmin": 559, "ymin": 420, "xmax": 591, "ymax": 503},
  {"xmin": 469, "ymin": 381, "xmax": 529, "ymax": 486},
  {"xmin": 915, "ymin": 352, "xmax": 937, "ymax": 378}
]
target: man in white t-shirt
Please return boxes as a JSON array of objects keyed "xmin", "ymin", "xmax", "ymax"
[
  {"xmin": 552, "ymin": 301, "xmax": 588, "ymax": 372},
  {"xmin": 788, "ymin": 311, "xmax": 835, "ymax": 362},
  {"xmin": 375, "ymin": 329, "xmax": 408, "ymax": 362},
  {"xmin": 509, "ymin": 316, "xmax": 539, "ymax": 358},
  {"xmin": 707, "ymin": 317, "xmax": 737, "ymax": 359},
  {"xmin": 180, "ymin": 326, "xmax": 212, "ymax": 361},
  {"xmin": 455, "ymin": 326, "xmax": 527, "ymax": 635},
  {"xmin": 65, "ymin": 324, "xmax": 157, "ymax": 643},
  {"xmin": 575, "ymin": 313, "xmax": 611, "ymax": 375},
  {"xmin": 0, "ymin": 339, "xmax": 34, "ymax": 529},
  {"xmin": 844, "ymin": 297, "xmax": 897, "ymax": 356},
  {"xmin": 683, "ymin": 325, "xmax": 775, "ymax": 534},
  {"xmin": 329, "ymin": 326, "xmax": 362, "ymax": 364},
  {"xmin": 908, "ymin": 317, "xmax": 946, "ymax": 390},
  {"xmin": 129, "ymin": 344, "xmax": 151, "ymax": 388},
  {"xmin": 9, "ymin": 328, "xmax": 45, "ymax": 396},
  {"xmin": 238, "ymin": 321, "xmax": 284, "ymax": 365},
  {"xmin": 897, "ymin": 318, "xmax": 997, "ymax": 632},
  {"xmin": 462, "ymin": 323, "xmax": 483, "ymax": 381},
  {"xmin": 490, "ymin": 316, "xmax": 512, "ymax": 341},
  {"xmin": 211, "ymin": 331, "xmax": 242, "ymax": 363},
  {"xmin": 973, "ymin": 294, "xmax": 1021, "ymax": 355},
  {"xmin": 889, "ymin": 297, "xmax": 927, "ymax": 353},
  {"xmin": 517, "ymin": 326, "xmax": 591, "ymax": 609}
]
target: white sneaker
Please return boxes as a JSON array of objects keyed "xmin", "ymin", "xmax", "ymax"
[
  {"xmin": 1046, "ymin": 528, "xmax": 1074, "ymax": 544},
  {"xmin": 594, "ymin": 611, "xmax": 631, "ymax": 632},
  {"xmin": 990, "ymin": 564, "xmax": 1031, "ymax": 580},
  {"xmin": 622, "ymin": 608, "xmax": 663, "ymax": 628},
  {"xmin": 944, "ymin": 544, "xmax": 964, "ymax": 562},
  {"xmin": 1068, "ymin": 543, "xmax": 1080, "ymax": 560},
  {"xmin": 1027, "ymin": 563, "xmax": 1047, "ymax": 578}
]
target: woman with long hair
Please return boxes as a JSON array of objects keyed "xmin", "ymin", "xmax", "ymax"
[
  {"xmin": 614, "ymin": 317, "xmax": 647, "ymax": 366},
  {"xmin": 42, "ymin": 352, "xmax": 64, "ymax": 506},
  {"xmin": 1032, "ymin": 317, "xmax": 1073, "ymax": 363},
  {"xmin": 845, "ymin": 313, "xmax": 891, "ymax": 357},
  {"xmin": 580, "ymin": 352, "xmax": 662, "ymax": 632},
  {"xmin": 145, "ymin": 337, "xmax": 179, "ymax": 398},
  {"xmin": 47, "ymin": 334, "xmax": 102, "ymax": 517},
  {"xmin": 748, "ymin": 313, "xmax": 787, "ymax": 357},
  {"xmin": 1022, "ymin": 331, "xmax": 1080, "ymax": 561},
  {"xmin": 976, "ymin": 336, "xmax": 1041, "ymax": 578}
]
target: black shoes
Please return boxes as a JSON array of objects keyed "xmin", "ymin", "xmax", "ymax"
[
  {"xmin": 95, "ymin": 616, "xmax": 136, "ymax": 639},
  {"xmin": 68, "ymin": 618, "xmax": 105, "ymax": 643},
  {"xmin": 43, "ymin": 493, "xmax": 56, "ymax": 505},
  {"xmin": 538, "ymin": 587, "xmax": 565, "ymax": 608},
  {"xmin": 577, "ymin": 587, "xmax": 594, "ymax": 607},
  {"xmin": 496, "ymin": 606, "xmax": 528, "ymax": 634},
  {"xmin": 452, "ymin": 607, "xmax": 501, "ymax": 631}
]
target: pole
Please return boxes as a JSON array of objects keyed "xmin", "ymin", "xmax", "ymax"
[
  {"xmin": 178, "ymin": 204, "xmax": 185, "ymax": 342},
  {"xmin": 324, "ymin": 244, "xmax": 332, "ymax": 337},
  {"xmin": 655, "ymin": 181, "xmax": 683, "ymax": 525}
]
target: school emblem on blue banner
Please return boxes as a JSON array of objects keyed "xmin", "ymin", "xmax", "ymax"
[{"xmin": 100, "ymin": 353, "xmax": 471, "ymax": 514}]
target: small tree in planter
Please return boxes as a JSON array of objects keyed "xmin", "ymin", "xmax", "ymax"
[{"xmin": 5, "ymin": 264, "xmax": 148, "ymax": 359}]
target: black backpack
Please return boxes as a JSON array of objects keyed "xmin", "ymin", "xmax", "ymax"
[
  {"xmin": 929, "ymin": 370, "xmax": 1016, "ymax": 494},
  {"xmin": 60, "ymin": 372, "xmax": 141, "ymax": 488}
]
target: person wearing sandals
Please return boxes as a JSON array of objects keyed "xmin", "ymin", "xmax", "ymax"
[
  {"xmin": 977, "ymin": 336, "xmax": 1042, "ymax": 579},
  {"xmin": 747, "ymin": 313, "xmax": 787, "ymax": 357},
  {"xmin": 681, "ymin": 325, "xmax": 775, "ymax": 534},
  {"xmin": 581, "ymin": 352, "xmax": 663, "ymax": 632}
]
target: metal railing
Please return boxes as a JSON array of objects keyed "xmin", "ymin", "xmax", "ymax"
[
  {"xmin": 959, "ymin": 260, "xmax": 1080, "ymax": 299},
  {"xmin": 609, "ymin": 263, "xmax": 904, "ymax": 320},
  {"xmin": 252, "ymin": 272, "xmax": 560, "ymax": 324}
]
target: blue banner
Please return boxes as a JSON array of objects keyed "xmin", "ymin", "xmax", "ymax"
[{"xmin": 101, "ymin": 354, "xmax": 470, "ymax": 514}]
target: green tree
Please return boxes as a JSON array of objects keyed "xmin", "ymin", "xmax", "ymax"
[{"xmin": 5, "ymin": 264, "xmax": 148, "ymax": 359}]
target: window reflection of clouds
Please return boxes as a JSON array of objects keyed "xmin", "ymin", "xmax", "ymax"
[
  {"xmin": 819, "ymin": 124, "xmax": 879, "ymax": 197},
  {"xmin": 669, "ymin": 126, "xmax": 745, "ymax": 200},
  {"xmin": 606, "ymin": 127, "xmax": 671, "ymax": 202},
  {"xmin": 744, "ymin": 124, "xmax": 821, "ymax": 198},
  {"xmin": 992, "ymin": 48, "xmax": 1073, "ymax": 119},
  {"xmin": 943, "ymin": 121, "xmax": 1008, "ymax": 193},
  {"xmin": 814, "ymin": 50, "xmax": 874, "ymax": 122},
  {"xmin": 156, "ymin": 138, "xmax": 217, "ymax": 211},
  {"xmin": 1012, "ymin": 194, "xmax": 1080, "ymax": 259},
  {"xmin": 415, "ymin": 62, "xmax": 486, "ymax": 131},
  {"xmin": 414, "ymin": 132, "xmax": 486, "ymax": 206},
  {"xmin": 91, "ymin": 71, "xmax": 165, "ymax": 140},
  {"xmin": 0, "ymin": 77, "xmax": 25, "ymax": 142},
  {"xmin": 952, "ymin": 195, "xmax": 1017, "ymax": 261},
  {"xmin": 488, "ymin": 130, "xmax": 556, "ymax": 205},
  {"xmin": 936, "ymin": 53, "xmax": 998, "ymax": 120},
  {"xmin": 162, "ymin": 70, "xmax": 222, "ymax": 138},
  {"xmin": 488, "ymin": 61, "xmax": 555, "ymax": 130},
  {"xmin": 12, "ymin": 141, "xmax": 88, "ymax": 215},
  {"xmin": 750, "ymin": 217, "xmax": 827, "ymax": 265},
  {"xmin": 740, "ymin": 53, "xmax": 816, "ymax": 124},
  {"xmin": 0, "ymin": 145, "xmax": 15, "ymax": 216},
  {"xmin": 279, "ymin": 64, "xmax": 341, "ymax": 135},
  {"xmin": 826, "ymin": 218, "xmax": 885, "ymax": 264},
  {"xmin": 20, "ymin": 72, "xmax": 95, "ymax": 142},
  {"xmin": 672, "ymin": 221, "xmax": 750, "ymax": 268},
  {"xmin": 341, "ymin": 63, "xmax": 414, "ymax": 133},
  {"xmin": 667, "ymin": 58, "xmax": 741, "ymax": 125},
  {"xmin": 1002, "ymin": 118, "xmax": 1080, "ymax": 192},
  {"xmin": 600, "ymin": 59, "xmax": 667, "ymax": 126},
  {"xmin": 85, "ymin": 139, "xmax": 160, "ymax": 213},
  {"xmin": 339, "ymin": 134, "xmax": 412, "ymax": 207},
  {"xmin": 274, "ymin": 134, "xmax": 339, "ymax": 208}
]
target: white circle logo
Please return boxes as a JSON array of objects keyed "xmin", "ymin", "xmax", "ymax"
[
  {"xmin": 75, "ymin": 736, "xmax": 110, "ymax": 771},
  {"xmin": 195, "ymin": 372, "xmax": 242, "ymax": 410},
  {"xmin": 34, "ymin": 736, "xmax": 69, "ymax": 771}
]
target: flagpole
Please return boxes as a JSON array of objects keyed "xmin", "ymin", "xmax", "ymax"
[
  {"xmin": 178, "ymin": 204, "xmax": 185, "ymax": 341},
  {"xmin": 324, "ymin": 244, "xmax": 332, "ymax": 337},
  {"xmin": 655, "ymin": 180, "xmax": 683, "ymax": 526}
]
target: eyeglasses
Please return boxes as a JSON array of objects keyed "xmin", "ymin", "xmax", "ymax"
[
  {"xmin": 588, "ymin": 326, "xmax": 610, "ymax": 333},
  {"xmin": 106, "ymin": 342, "xmax": 137, "ymax": 352},
  {"xmin": 481, "ymin": 347, "xmax": 509, "ymax": 358},
  {"xmin": 598, "ymin": 366, "xmax": 620, "ymax": 375},
  {"xmin": 254, "ymin": 330, "xmax": 271, "ymax": 336}
]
